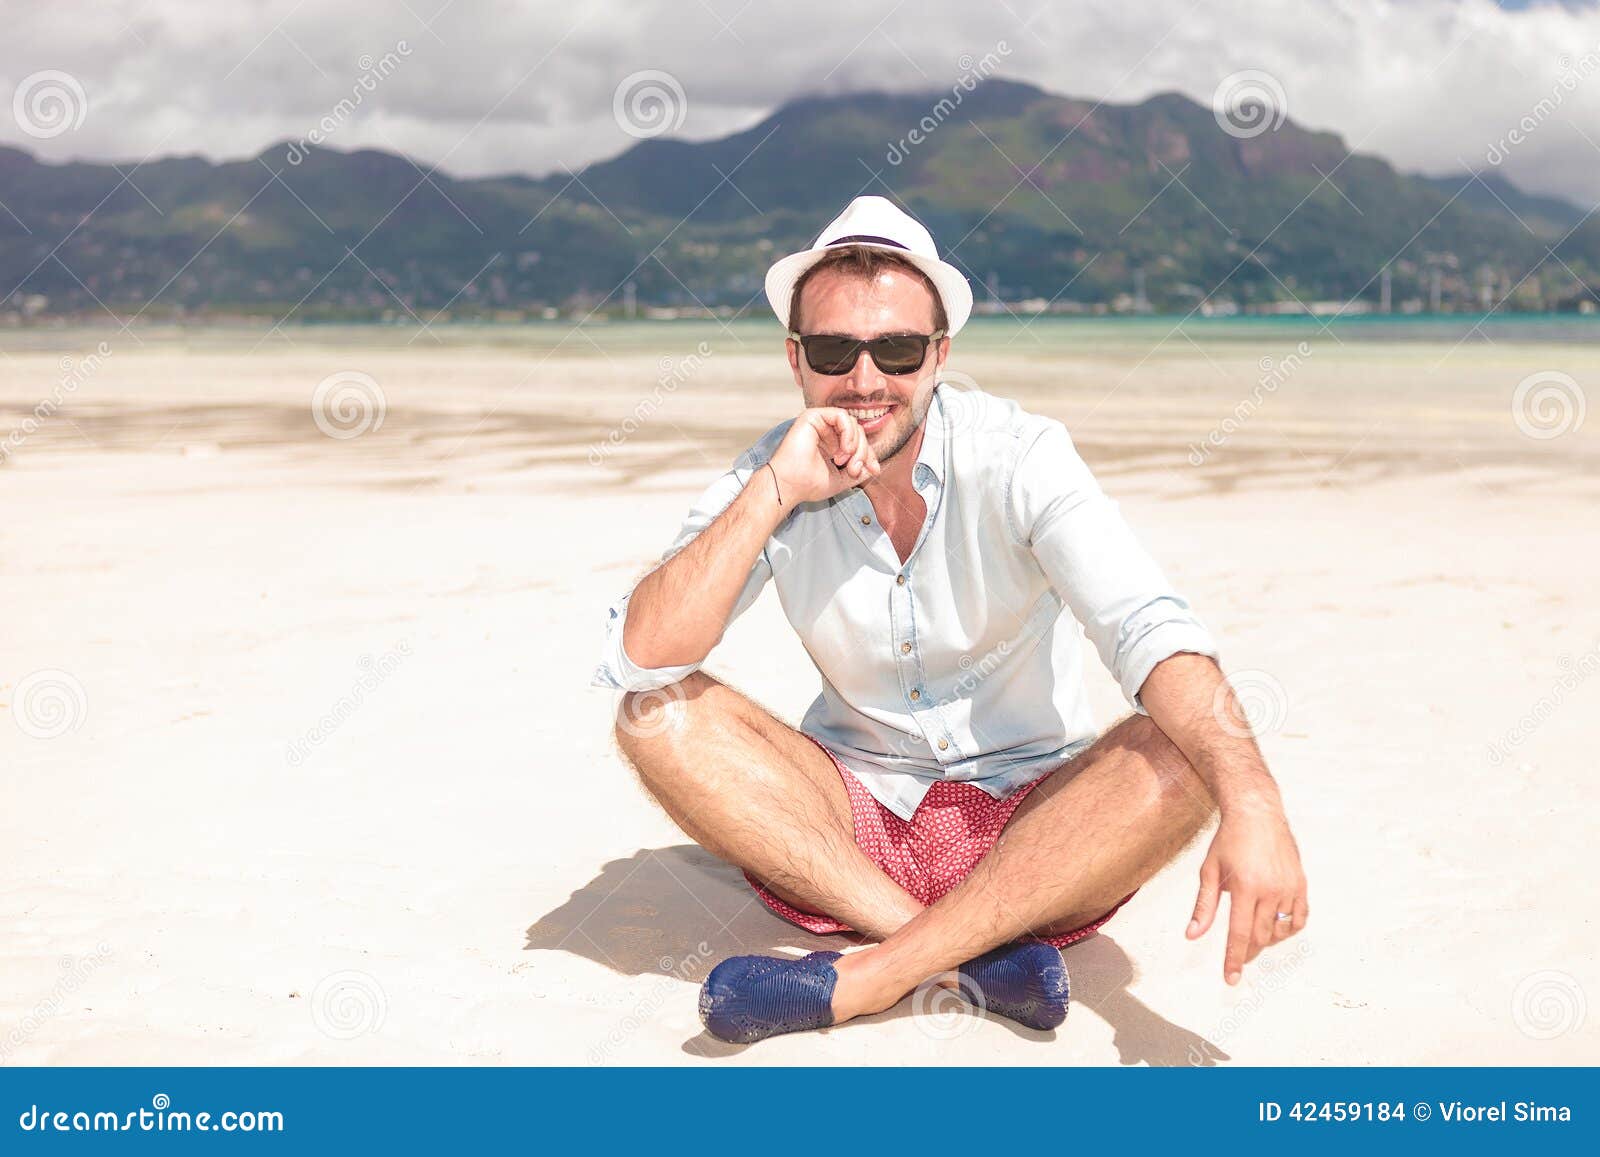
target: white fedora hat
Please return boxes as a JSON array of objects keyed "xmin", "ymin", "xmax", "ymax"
[{"xmin": 764, "ymin": 195, "xmax": 974, "ymax": 337}]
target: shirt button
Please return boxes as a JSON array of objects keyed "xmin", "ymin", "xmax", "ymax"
[
  {"xmin": 900, "ymin": 642, "xmax": 911, "ymax": 654},
  {"xmin": 910, "ymin": 689, "xmax": 920, "ymax": 701},
  {"xmin": 860, "ymin": 514, "xmax": 871, "ymax": 525},
  {"xmin": 896, "ymin": 574, "xmax": 905, "ymax": 585},
  {"xmin": 938, "ymin": 739, "xmax": 949, "ymax": 751}
]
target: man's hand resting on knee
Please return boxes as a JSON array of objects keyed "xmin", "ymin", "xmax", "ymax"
[{"xmin": 1138, "ymin": 652, "xmax": 1310, "ymax": 986}]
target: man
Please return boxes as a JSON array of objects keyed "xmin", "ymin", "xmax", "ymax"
[{"xmin": 593, "ymin": 195, "xmax": 1308, "ymax": 1044}]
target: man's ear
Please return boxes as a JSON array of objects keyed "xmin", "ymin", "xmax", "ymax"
[{"xmin": 785, "ymin": 337, "xmax": 805, "ymax": 390}]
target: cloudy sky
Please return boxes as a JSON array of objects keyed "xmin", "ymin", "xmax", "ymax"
[{"xmin": 4, "ymin": 0, "xmax": 1600, "ymax": 205}]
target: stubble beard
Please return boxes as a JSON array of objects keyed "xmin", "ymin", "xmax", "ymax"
[{"xmin": 866, "ymin": 380, "xmax": 935, "ymax": 466}]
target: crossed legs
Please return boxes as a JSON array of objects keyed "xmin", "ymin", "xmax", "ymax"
[
  {"xmin": 613, "ymin": 670, "xmax": 1217, "ymax": 1025},
  {"xmin": 613, "ymin": 670, "xmax": 922, "ymax": 940}
]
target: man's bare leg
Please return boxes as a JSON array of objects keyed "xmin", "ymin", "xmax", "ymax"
[
  {"xmin": 613, "ymin": 670, "xmax": 923, "ymax": 942},
  {"xmin": 828, "ymin": 713, "xmax": 1218, "ymax": 1021}
]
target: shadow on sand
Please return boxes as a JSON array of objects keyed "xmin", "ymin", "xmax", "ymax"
[{"xmin": 526, "ymin": 843, "xmax": 1228, "ymax": 1065}]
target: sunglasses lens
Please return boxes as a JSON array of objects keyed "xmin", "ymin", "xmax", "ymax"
[
  {"xmin": 872, "ymin": 335, "xmax": 926, "ymax": 374},
  {"xmin": 804, "ymin": 336, "xmax": 860, "ymax": 374},
  {"xmin": 800, "ymin": 334, "xmax": 932, "ymax": 375}
]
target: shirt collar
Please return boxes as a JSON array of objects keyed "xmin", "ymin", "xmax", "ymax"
[{"xmin": 912, "ymin": 385, "xmax": 949, "ymax": 489}]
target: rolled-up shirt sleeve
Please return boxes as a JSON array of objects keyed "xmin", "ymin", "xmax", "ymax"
[
  {"xmin": 592, "ymin": 450, "xmax": 774, "ymax": 693},
  {"xmin": 1009, "ymin": 420, "xmax": 1219, "ymax": 712}
]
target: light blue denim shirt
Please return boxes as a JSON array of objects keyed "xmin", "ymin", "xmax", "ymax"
[{"xmin": 593, "ymin": 385, "xmax": 1219, "ymax": 821}]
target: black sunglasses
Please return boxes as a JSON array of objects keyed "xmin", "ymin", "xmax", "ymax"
[{"xmin": 788, "ymin": 329, "xmax": 946, "ymax": 375}]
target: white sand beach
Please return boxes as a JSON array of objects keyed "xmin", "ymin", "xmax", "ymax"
[{"xmin": 2, "ymin": 319, "xmax": 1597, "ymax": 1065}]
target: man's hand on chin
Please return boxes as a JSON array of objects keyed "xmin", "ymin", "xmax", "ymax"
[{"xmin": 768, "ymin": 407, "xmax": 883, "ymax": 503}]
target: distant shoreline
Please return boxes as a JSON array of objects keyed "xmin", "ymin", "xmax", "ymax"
[{"xmin": 2, "ymin": 311, "xmax": 1596, "ymax": 349}]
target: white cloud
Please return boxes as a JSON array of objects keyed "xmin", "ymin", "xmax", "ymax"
[{"xmin": 2, "ymin": 0, "xmax": 1598, "ymax": 205}]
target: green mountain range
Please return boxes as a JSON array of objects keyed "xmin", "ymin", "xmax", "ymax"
[{"xmin": 1, "ymin": 77, "xmax": 1595, "ymax": 320}]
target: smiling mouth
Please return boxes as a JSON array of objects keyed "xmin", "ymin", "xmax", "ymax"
[{"xmin": 839, "ymin": 403, "xmax": 895, "ymax": 429}]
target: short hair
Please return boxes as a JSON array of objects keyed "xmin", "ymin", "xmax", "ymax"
[{"xmin": 788, "ymin": 244, "xmax": 949, "ymax": 334}]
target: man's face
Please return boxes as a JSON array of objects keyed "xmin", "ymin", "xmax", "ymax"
[{"xmin": 786, "ymin": 265, "xmax": 949, "ymax": 467}]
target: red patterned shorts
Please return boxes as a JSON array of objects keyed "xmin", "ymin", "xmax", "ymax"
[{"xmin": 744, "ymin": 735, "xmax": 1136, "ymax": 948}]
